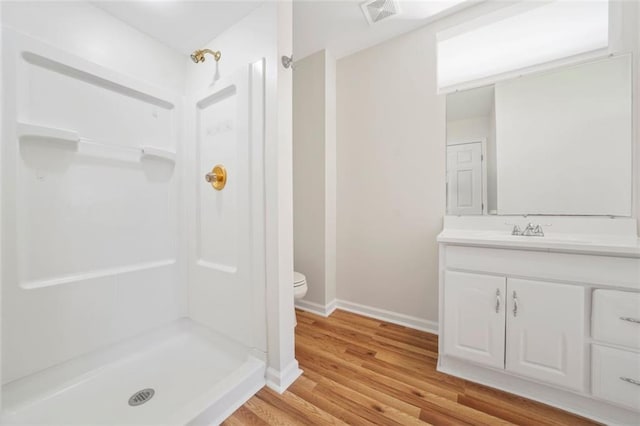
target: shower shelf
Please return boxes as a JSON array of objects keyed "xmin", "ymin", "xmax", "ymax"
[
  {"xmin": 17, "ymin": 122, "xmax": 80, "ymax": 144},
  {"xmin": 16, "ymin": 122, "xmax": 176, "ymax": 163},
  {"xmin": 140, "ymin": 146, "xmax": 176, "ymax": 162}
]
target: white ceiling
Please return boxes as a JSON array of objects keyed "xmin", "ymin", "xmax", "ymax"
[
  {"xmin": 446, "ymin": 85, "xmax": 494, "ymax": 121},
  {"xmin": 91, "ymin": 1, "xmax": 475, "ymax": 61},
  {"xmin": 92, "ymin": 1, "xmax": 263, "ymax": 54},
  {"xmin": 294, "ymin": 0, "xmax": 474, "ymax": 60}
]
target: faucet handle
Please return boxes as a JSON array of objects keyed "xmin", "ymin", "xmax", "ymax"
[
  {"xmin": 504, "ymin": 222, "xmax": 523, "ymax": 236},
  {"xmin": 522, "ymin": 222, "xmax": 536, "ymax": 236}
]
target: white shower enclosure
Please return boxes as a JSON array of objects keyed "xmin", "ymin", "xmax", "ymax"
[{"xmin": 0, "ymin": 1, "xmax": 295, "ymax": 424}]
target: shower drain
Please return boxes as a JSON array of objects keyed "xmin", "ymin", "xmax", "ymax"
[{"xmin": 128, "ymin": 388, "xmax": 155, "ymax": 407}]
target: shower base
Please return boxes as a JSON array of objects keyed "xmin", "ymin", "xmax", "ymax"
[{"xmin": 1, "ymin": 319, "xmax": 265, "ymax": 425}]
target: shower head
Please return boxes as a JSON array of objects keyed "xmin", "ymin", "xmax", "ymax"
[{"xmin": 190, "ymin": 49, "xmax": 221, "ymax": 64}]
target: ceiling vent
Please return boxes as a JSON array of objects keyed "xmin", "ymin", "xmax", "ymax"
[{"xmin": 360, "ymin": 0, "xmax": 401, "ymax": 25}]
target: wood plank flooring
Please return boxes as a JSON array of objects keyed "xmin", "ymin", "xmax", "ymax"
[{"xmin": 222, "ymin": 309, "xmax": 599, "ymax": 425}]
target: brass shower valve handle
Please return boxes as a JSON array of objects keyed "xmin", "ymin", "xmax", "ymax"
[{"xmin": 205, "ymin": 165, "xmax": 227, "ymax": 190}]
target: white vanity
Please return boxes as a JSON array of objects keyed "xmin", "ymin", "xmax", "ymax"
[
  {"xmin": 441, "ymin": 47, "xmax": 640, "ymax": 424},
  {"xmin": 437, "ymin": 216, "xmax": 640, "ymax": 425}
]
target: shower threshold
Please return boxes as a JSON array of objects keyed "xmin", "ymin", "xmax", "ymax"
[{"xmin": 1, "ymin": 319, "xmax": 265, "ymax": 425}]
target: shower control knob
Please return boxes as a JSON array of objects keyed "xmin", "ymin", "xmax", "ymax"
[{"xmin": 205, "ymin": 165, "xmax": 227, "ymax": 190}]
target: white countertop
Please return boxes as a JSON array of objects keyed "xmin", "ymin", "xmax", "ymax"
[{"xmin": 437, "ymin": 229, "xmax": 640, "ymax": 257}]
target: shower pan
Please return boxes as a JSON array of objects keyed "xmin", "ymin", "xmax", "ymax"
[{"xmin": 0, "ymin": 1, "xmax": 292, "ymax": 424}]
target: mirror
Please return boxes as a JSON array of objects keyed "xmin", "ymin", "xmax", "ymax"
[
  {"xmin": 446, "ymin": 55, "xmax": 632, "ymax": 217},
  {"xmin": 446, "ymin": 86, "xmax": 496, "ymax": 215}
]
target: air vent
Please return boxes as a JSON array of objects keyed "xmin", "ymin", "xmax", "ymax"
[{"xmin": 360, "ymin": 0, "xmax": 400, "ymax": 25}]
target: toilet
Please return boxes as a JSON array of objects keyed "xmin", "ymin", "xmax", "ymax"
[
  {"xmin": 293, "ymin": 271, "xmax": 308, "ymax": 300},
  {"xmin": 293, "ymin": 272, "xmax": 308, "ymax": 327}
]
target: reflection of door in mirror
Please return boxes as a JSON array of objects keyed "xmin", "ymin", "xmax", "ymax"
[
  {"xmin": 447, "ymin": 142, "xmax": 483, "ymax": 215},
  {"xmin": 446, "ymin": 85, "xmax": 495, "ymax": 215}
]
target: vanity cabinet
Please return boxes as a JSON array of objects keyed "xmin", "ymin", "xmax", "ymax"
[
  {"xmin": 505, "ymin": 278, "xmax": 585, "ymax": 391},
  {"xmin": 437, "ymin": 224, "xmax": 640, "ymax": 424},
  {"xmin": 592, "ymin": 344, "xmax": 640, "ymax": 412},
  {"xmin": 592, "ymin": 289, "xmax": 640, "ymax": 349},
  {"xmin": 443, "ymin": 271, "xmax": 506, "ymax": 368},
  {"xmin": 443, "ymin": 273, "xmax": 585, "ymax": 391},
  {"xmin": 591, "ymin": 289, "xmax": 640, "ymax": 411}
]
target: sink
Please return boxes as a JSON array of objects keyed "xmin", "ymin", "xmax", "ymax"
[{"xmin": 438, "ymin": 217, "xmax": 640, "ymax": 257}]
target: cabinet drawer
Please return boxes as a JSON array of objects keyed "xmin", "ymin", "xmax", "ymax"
[
  {"xmin": 592, "ymin": 345, "xmax": 640, "ymax": 412},
  {"xmin": 592, "ymin": 290, "xmax": 640, "ymax": 349}
]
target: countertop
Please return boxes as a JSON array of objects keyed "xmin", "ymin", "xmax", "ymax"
[{"xmin": 437, "ymin": 229, "xmax": 640, "ymax": 258}]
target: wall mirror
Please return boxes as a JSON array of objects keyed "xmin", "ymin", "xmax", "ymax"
[{"xmin": 445, "ymin": 55, "xmax": 633, "ymax": 216}]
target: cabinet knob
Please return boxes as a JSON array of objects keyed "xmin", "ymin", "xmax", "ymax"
[
  {"xmin": 495, "ymin": 289, "xmax": 501, "ymax": 313},
  {"xmin": 512, "ymin": 291, "xmax": 518, "ymax": 317}
]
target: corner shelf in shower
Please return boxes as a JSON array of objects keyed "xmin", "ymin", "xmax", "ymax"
[
  {"xmin": 16, "ymin": 122, "xmax": 176, "ymax": 163},
  {"xmin": 140, "ymin": 146, "xmax": 176, "ymax": 162},
  {"xmin": 17, "ymin": 122, "xmax": 80, "ymax": 144}
]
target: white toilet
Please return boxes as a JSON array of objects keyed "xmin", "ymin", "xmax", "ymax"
[
  {"xmin": 293, "ymin": 272, "xmax": 308, "ymax": 327},
  {"xmin": 293, "ymin": 271, "xmax": 308, "ymax": 300}
]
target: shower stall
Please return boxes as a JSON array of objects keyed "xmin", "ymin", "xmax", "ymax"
[{"xmin": 0, "ymin": 1, "xmax": 296, "ymax": 424}]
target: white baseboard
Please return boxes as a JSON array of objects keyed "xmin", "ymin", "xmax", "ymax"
[
  {"xmin": 265, "ymin": 359, "xmax": 302, "ymax": 394},
  {"xmin": 294, "ymin": 298, "xmax": 337, "ymax": 317},
  {"xmin": 296, "ymin": 298, "xmax": 439, "ymax": 334},
  {"xmin": 336, "ymin": 299, "xmax": 439, "ymax": 335}
]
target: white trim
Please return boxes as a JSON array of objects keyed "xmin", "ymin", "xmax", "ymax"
[
  {"xmin": 326, "ymin": 298, "xmax": 337, "ymax": 315},
  {"xmin": 294, "ymin": 298, "xmax": 337, "ymax": 317},
  {"xmin": 336, "ymin": 299, "xmax": 439, "ymax": 335},
  {"xmin": 264, "ymin": 0, "xmax": 296, "ymax": 392},
  {"xmin": 265, "ymin": 359, "xmax": 302, "ymax": 394}
]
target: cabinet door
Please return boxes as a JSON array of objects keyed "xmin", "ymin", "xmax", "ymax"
[
  {"xmin": 443, "ymin": 271, "xmax": 506, "ymax": 368},
  {"xmin": 506, "ymin": 278, "xmax": 585, "ymax": 391}
]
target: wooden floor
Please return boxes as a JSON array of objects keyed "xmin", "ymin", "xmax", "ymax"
[{"xmin": 222, "ymin": 309, "xmax": 599, "ymax": 425}]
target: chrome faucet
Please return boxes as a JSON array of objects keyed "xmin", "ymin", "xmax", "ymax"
[
  {"xmin": 509, "ymin": 222, "xmax": 544, "ymax": 237},
  {"xmin": 521, "ymin": 223, "xmax": 544, "ymax": 237},
  {"xmin": 511, "ymin": 224, "xmax": 522, "ymax": 236},
  {"xmin": 522, "ymin": 222, "xmax": 536, "ymax": 236}
]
